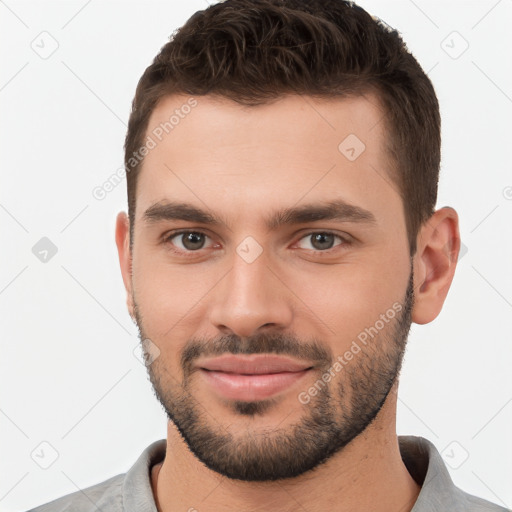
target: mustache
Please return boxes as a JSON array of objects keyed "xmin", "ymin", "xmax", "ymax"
[{"xmin": 180, "ymin": 332, "xmax": 333, "ymax": 373}]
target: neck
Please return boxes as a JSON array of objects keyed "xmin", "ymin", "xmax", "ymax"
[{"xmin": 152, "ymin": 388, "xmax": 420, "ymax": 512}]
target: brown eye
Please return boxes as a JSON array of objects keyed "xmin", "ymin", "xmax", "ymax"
[
  {"xmin": 168, "ymin": 231, "xmax": 210, "ymax": 251},
  {"xmin": 181, "ymin": 232, "xmax": 205, "ymax": 250}
]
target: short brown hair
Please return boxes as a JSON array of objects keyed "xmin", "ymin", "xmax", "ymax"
[{"xmin": 124, "ymin": 0, "xmax": 440, "ymax": 256}]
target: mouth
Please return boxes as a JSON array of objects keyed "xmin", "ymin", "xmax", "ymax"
[{"xmin": 196, "ymin": 354, "xmax": 315, "ymax": 401}]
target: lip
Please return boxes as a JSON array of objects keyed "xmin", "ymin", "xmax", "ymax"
[
  {"xmin": 196, "ymin": 354, "xmax": 314, "ymax": 374},
  {"xmin": 196, "ymin": 354, "xmax": 314, "ymax": 401}
]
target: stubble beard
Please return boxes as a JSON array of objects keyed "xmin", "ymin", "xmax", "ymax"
[{"xmin": 134, "ymin": 266, "xmax": 415, "ymax": 482}]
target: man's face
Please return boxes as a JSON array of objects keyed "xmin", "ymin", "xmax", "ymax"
[{"xmin": 128, "ymin": 93, "xmax": 414, "ymax": 481}]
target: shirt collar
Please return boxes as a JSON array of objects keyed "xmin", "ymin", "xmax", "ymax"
[{"xmin": 399, "ymin": 435, "xmax": 468, "ymax": 511}]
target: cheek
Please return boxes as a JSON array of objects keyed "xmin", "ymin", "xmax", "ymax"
[
  {"xmin": 289, "ymin": 253, "xmax": 409, "ymax": 343},
  {"xmin": 132, "ymin": 250, "xmax": 217, "ymax": 337}
]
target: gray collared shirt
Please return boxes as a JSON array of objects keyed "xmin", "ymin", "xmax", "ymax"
[{"xmin": 26, "ymin": 436, "xmax": 510, "ymax": 511}]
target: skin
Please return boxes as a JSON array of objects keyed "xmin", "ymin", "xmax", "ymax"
[{"xmin": 116, "ymin": 93, "xmax": 460, "ymax": 512}]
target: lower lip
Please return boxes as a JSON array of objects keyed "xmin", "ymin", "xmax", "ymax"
[{"xmin": 199, "ymin": 368, "xmax": 311, "ymax": 401}]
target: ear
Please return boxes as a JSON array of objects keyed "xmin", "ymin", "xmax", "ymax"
[
  {"xmin": 411, "ymin": 207, "xmax": 461, "ymax": 325},
  {"xmin": 115, "ymin": 211, "xmax": 135, "ymax": 321}
]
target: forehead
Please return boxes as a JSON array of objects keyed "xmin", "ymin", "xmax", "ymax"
[{"xmin": 135, "ymin": 93, "xmax": 400, "ymax": 228}]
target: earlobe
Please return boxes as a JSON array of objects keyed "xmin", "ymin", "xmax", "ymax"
[
  {"xmin": 411, "ymin": 207, "xmax": 460, "ymax": 325},
  {"xmin": 115, "ymin": 211, "xmax": 135, "ymax": 320}
]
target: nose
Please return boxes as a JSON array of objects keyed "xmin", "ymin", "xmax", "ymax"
[{"xmin": 208, "ymin": 250, "xmax": 294, "ymax": 338}]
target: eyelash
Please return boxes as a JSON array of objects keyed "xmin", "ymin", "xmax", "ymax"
[{"xmin": 162, "ymin": 230, "xmax": 352, "ymax": 258}]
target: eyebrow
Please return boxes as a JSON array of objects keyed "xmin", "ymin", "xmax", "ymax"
[{"xmin": 142, "ymin": 199, "xmax": 377, "ymax": 230}]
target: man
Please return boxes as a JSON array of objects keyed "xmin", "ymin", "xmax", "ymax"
[{"xmin": 27, "ymin": 0, "xmax": 508, "ymax": 511}]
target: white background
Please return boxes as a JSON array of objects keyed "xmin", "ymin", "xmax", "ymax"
[{"xmin": 1, "ymin": 1, "xmax": 511, "ymax": 511}]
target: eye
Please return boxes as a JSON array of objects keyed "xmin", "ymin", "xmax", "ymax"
[
  {"xmin": 165, "ymin": 231, "xmax": 213, "ymax": 251},
  {"xmin": 296, "ymin": 232, "xmax": 348, "ymax": 251},
  {"xmin": 163, "ymin": 230, "xmax": 350, "ymax": 256}
]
